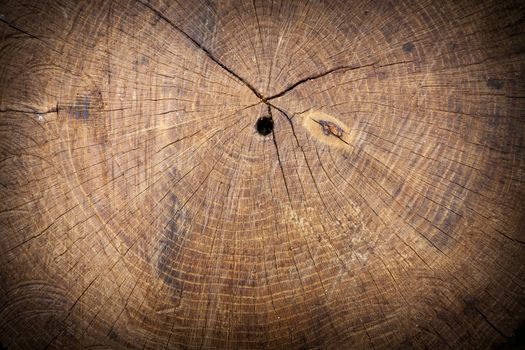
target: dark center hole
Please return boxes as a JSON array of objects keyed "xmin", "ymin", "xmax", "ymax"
[{"xmin": 256, "ymin": 116, "xmax": 274, "ymax": 136}]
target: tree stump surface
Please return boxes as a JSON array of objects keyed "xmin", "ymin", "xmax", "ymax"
[{"xmin": 0, "ymin": 0, "xmax": 524, "ymax": 349}]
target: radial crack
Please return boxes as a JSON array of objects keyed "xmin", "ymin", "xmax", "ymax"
[
  {"xmin": 136, "ymin": 0, "xmax": 265, "ymax": 100},
  {"xmin": 268, "ymin": 106, "xmax": 292, "ymax": 203},
  {"xmin": 0, "ymin": 17, "xmax": 43, "ymax": 42},
  {"xmin": 266, "ymin": 62, "xmax": 377, "ymax": 100}
]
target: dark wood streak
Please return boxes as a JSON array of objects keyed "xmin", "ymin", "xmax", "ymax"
[{"xmin": 156, "ymin": 194, "xmax": 187, "ymax": 296}]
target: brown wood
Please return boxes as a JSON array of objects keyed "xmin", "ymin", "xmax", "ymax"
[{"xmin": 1, "ymin": 0, "xmax": 524, "ymax": 348}]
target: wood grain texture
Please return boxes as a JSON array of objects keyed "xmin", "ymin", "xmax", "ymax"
[{"xmin": 0, "ymin": 0, "xmax": 524, "ymax": 349}]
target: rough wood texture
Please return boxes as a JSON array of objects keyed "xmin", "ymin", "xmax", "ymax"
[{"xmin": 1, "ymin": 0, "xmax": 524, "ymax": 349}]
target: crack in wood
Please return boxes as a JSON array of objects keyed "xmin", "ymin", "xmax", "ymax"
[
  {"xmin": 0, "ymin": 17, "xmax": 43, "ymax": 42},
  {"xmin": 266, "ymin": 62, "xmax": 378, "ymax": 101},
  {"xmin": 136, "ymin": 0, "xmax": 265, "ymax": 101},
  {"xmin": 268, "ymin": 106, "xmax": 292, "ymax": 203}
]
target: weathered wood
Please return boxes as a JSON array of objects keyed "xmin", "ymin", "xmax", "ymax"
[{"xmin": 0, "ymin": 0, "xmax": 524, "ymax": 349}]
